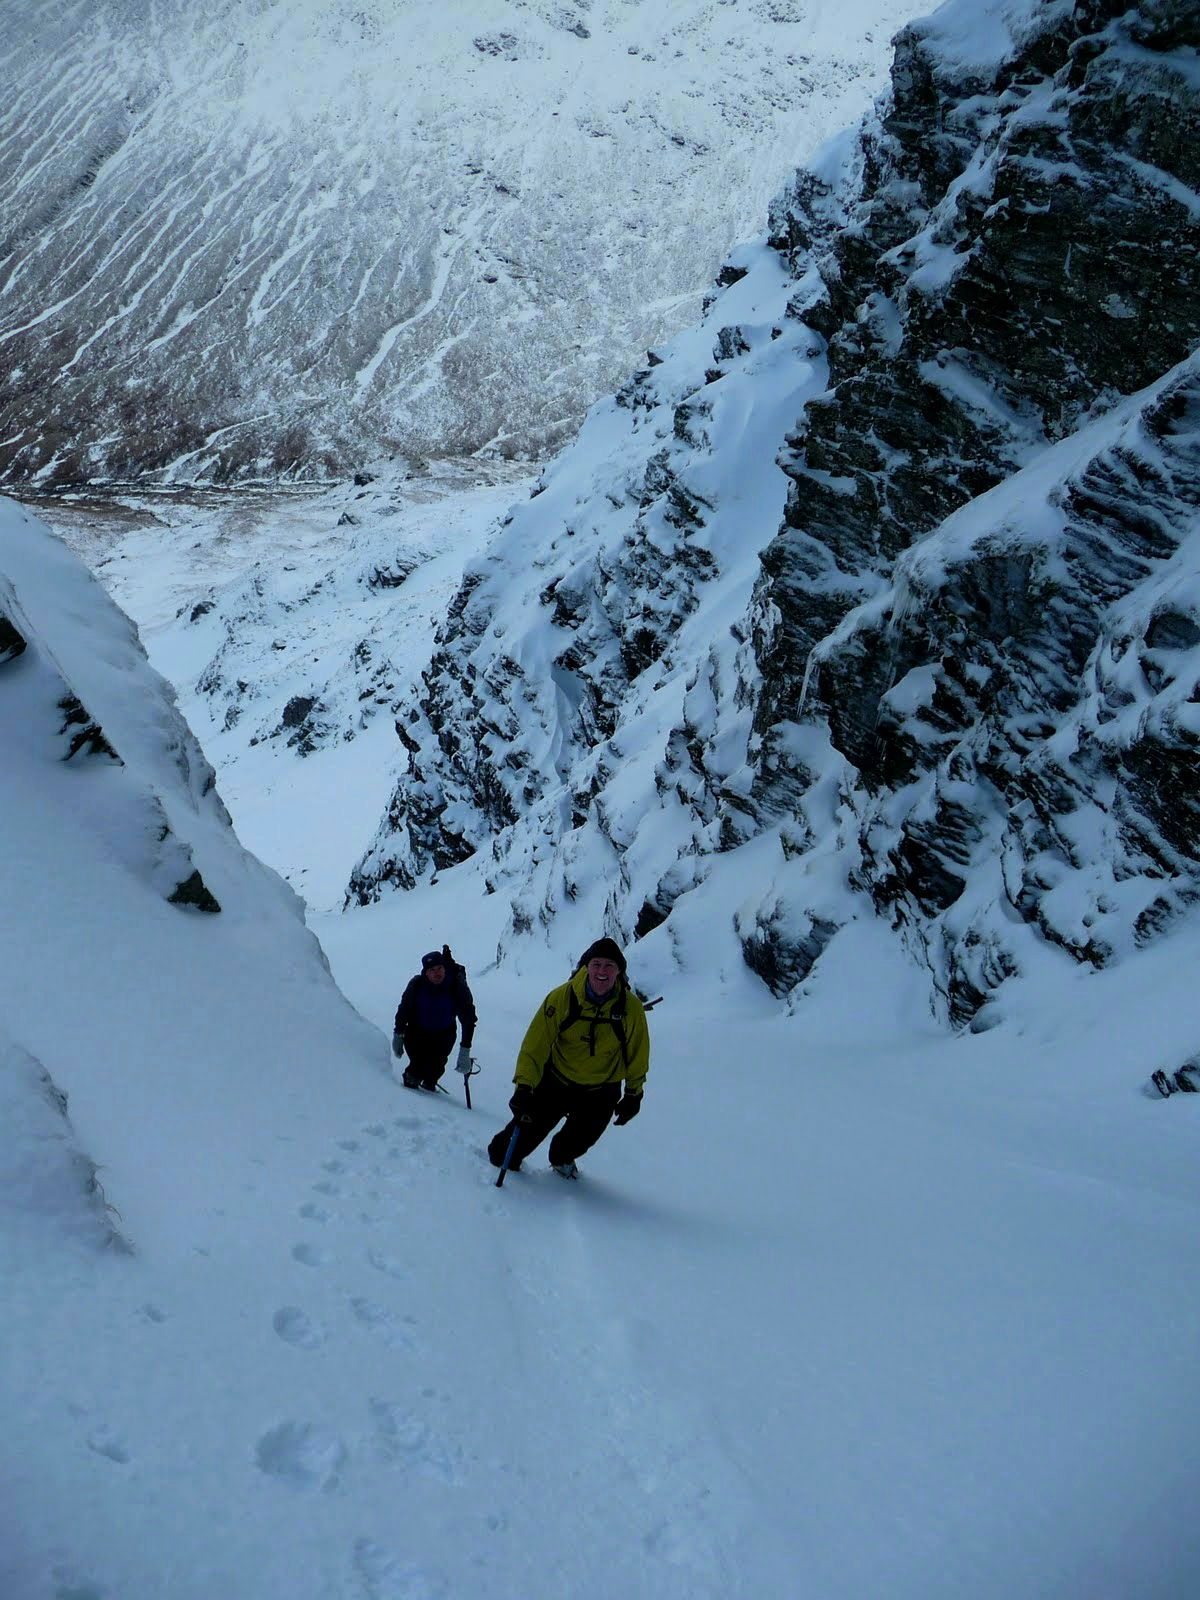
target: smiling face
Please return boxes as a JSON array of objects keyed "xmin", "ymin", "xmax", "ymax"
[{"xmin": 586, "ymin": 957, "xmax": 620, "ymax": 997}]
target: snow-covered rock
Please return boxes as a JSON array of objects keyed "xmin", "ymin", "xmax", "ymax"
[
  {"xmin": 0, "ymin": 1025, "xmax": 126, "ymax": 1255},
  {"xmin": 769, "ymin": 353, "xmax": 1200, "ymax": 1024},
  {"xmin": 0, "ymin": 496, "xmax": 385, "ymax": 1251},
  {"xmin": 351, "ymin": 0, "xmax": 1200, "ymax": 1022},
  {"xmin": 0, "ymin": 497, "xmax": 232, "ymax": 915}
]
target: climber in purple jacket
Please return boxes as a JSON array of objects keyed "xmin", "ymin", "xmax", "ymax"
[{"xmin": 392, "ymin": 947, "xmax": 477, "ymax": 1091}]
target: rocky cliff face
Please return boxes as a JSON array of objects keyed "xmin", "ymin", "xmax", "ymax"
[{"xmin": 352, "ymin": 0, "xmax": 1200, "ymax": 1023}]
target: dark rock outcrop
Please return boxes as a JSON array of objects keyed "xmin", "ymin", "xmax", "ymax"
[
  {"xmin": 755, "ymin": 0, "xmax": 1200, "ymax": 752},
  {"xmin": 168, "ymin": 868, "xmax": 222, "ymax": 913},
  {"xmin": 0, "ymin": 609, "xmax": 27, "ymax": 665}
]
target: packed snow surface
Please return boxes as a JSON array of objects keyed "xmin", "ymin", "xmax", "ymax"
[{"xmin": 8, "ymin": 493, "xmax": 1200, "ymax": 1599}]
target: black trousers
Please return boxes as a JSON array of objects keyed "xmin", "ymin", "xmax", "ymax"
[
  {"xmin": 487, "ymin": 1075, "xmax": 621, "ymax": 1170},
  {"xmin": 403, "ymin": 1026, "xmax": 455, "ymax": 1088}
]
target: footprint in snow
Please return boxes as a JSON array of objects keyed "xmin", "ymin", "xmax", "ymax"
[
  {"xmin": 299, "ymin": 1202, "xmax": 331, "ymax": 1223},
  {"xmin": 350, "ymin": 1297, "xmax": 417, "ymax": 1350},
  {"xmin": 338, "ymin": 1138, "xmax": 362, "ymax": 1153},
  {"xmin": 390, "ymin": 1128, "xmax": 427, "ymax": 1156},
  {"xmin": 254, "ymin": 1421, "xmax": 345, "ymax": 1490},
  {"xmin": 368, "ymin": 1400, "xmax": 460, "ymax": 1484},
  {"xmin": 313, "ymin": 1180, "xmax": 341, "ymax": 1196},
  {"xmin": 322, "ymin": 1158, "xmax": 347, "ymax": 1174},
  {"xmin": 363, "ymin": 1123, "xmax": 388, "ymax": 1138},
  {"xmin": 292, "ymin": 1241, "xmax": 331, "ymax": 1268},
  {"xmin": 273, "ymin": 1307, "xmax": 326, "ymax": 1349},
  {"xmin": 85, "ymin": 1425, "xmax": 130, "ymax": 1465},
  {"xmin": 366, "ymin": 1248, "xmax": 405, "ymax": 1278},
  {"xmin": 139, "ymin": 1302, "xmax": 167, "ymax": 1323},
  {"xmin": 353, "ymin": 1537, "xmax": 447, "ymax": 1600}
]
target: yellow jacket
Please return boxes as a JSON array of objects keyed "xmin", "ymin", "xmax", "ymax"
[{"xmin": 514, "ymin": 970, "xmax": 650, "ymax": 1095}]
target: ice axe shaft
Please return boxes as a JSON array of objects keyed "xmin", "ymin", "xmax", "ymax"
[
  {"xmin": 495, "ymin": 1121, "xmax": 523, "ymax": 1188},
  {"xmin": 455, "ymin": 1053, "xmax": 480, "ymax": 1109}
]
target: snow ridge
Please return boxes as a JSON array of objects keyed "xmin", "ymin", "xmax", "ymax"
[
  {"xmin": 0, "ymin": 494, "xmax": 386, "ymax": 1252},
  {"xmin": 0, "ymin": 497, "xmax": 230, "ymax": 913}
]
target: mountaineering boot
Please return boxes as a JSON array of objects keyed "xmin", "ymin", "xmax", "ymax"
[
  {"xmin": 552, "ymin": 1159, "xmax": 579, "ymax": 1180},
  {"xmin": 401, "ymin": 1068, "xmax": 421, "ymax": 1089}
]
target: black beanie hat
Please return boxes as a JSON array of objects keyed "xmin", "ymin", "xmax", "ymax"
[{"xmin": 578, "ymin": 937, "xmax": 627, "ymax": 975}]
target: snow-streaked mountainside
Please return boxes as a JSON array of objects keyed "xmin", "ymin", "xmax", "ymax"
[
  {"xmin": 0, "ymin": 0, "xmax": 920, "ymax": 484},
  {"xmin": 4, "ymin": 500, "xmax": 1200, "ymax": 1600}
]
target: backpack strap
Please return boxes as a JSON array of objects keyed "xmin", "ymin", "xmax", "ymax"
[
  {"xmin": 563, "ymin": 985, "xmax": 582, "ymax": 1030},
  {"xmin": 609, "ymin": 1008, "xmax": 630, "ymax": 1070},
  {"xmin": 559, "ymin": 980, "xmax": 630, "ymax": 1070}
]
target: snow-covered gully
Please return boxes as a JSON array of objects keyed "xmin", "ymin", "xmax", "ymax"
[{"xmin": 4, "ymin": 0, "xmax": 1200, "ymax": 1594}]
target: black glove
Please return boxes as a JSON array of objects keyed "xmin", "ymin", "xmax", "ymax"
[
  {"xmin": 613, "ymin": 1092, "xmax": 642, "ymax": 1126},
  {"xmin": 509, "ymin": 1084, "xmax": 537, "ymax": 1123},
  {"xmin": 391, "ymin": 1030, "xmax": 405, "ymax": 1059}
]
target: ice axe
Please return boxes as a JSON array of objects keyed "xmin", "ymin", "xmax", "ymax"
[
  {"xmin": 495, "ymin": 1101, "xmax": 535, "ymax": 1188},
  {"xmin": 455, "ymin": 1050, "xmax": 481, "ymax": 1109},
  {"xmin": 494, "ymin": 1121, "xmax": 522, "ymax": 1187}
]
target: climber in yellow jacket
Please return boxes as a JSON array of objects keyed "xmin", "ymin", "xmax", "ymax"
[{"xmin": 487, "ymin": 937, "xmax": 650, "ymax": 1179}]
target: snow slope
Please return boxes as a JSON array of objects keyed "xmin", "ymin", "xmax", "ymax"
[
  {"xmin": 0, "ymin": 0, "xmax": 922, "ymax": 481},
  {"xmin": 4, "ymin": 499, "xmax": 1200, "ymax": 1598}
]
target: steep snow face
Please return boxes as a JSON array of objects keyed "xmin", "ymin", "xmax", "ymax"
[
  {"xmin": 0, "ymin": 497, "xmax": 385, "ymax": 1252},
  {"xmin": 348, "ymin": 0, "xmax": 1200, "ymax": 1022},
  {"xmin": 0, "ymin": 0, "xmax": 921, "ymax": 484}
]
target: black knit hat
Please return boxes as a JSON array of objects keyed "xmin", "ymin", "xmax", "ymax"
[
  {"xmin": 578, "ymin": 937, "xmax": 627, "ymax": 975},
  {"xmin": 421, "ymin": 950, "xmax": 444, "ymax": 970}
]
